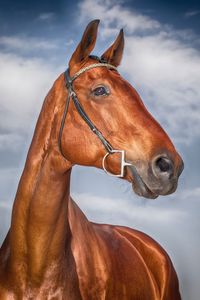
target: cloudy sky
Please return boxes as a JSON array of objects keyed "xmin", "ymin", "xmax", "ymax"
[{"xmin": 0, "ymin": 0, "xmax": 200, "ymax": 299}]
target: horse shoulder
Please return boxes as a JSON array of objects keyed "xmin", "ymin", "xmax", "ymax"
[
  {"xmin": 112, "ymin": 225, "xmax": 181, "ymax": 300},
  {"xmin": 69, "ymin": 199, "xmax": 181, "ymax": 299},
  {"xmin": 69, "ymin": 200, "xmax": 156, "ymax": 299},
  {"xmin": 91, "ymin": 222, "xmax": 159, "ymax": 299}
]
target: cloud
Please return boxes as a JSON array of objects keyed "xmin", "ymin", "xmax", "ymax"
[
  {"xmin": 78, "ymin": 0, "xmax": 160, "ymax": 35},
  {"xmin": 71, "ymin": 176, "xmax": 200, "ymax": 229},
  {"xmin": 0, "ymin": 206, "xmax": 11, "ymax": 244},
  {"xmin": 78, "ymin": 0, "xmax": 200, "ymax": 145},
  {"xmin": 0, "ymin": 46, "xmax": 63, "ymax": 169},
  {"xmin": 184, "ymin": 10, "xmax": 200, "ymax": 18},
  {"xmin": 0, "ymin": 133, "xmax": 24, "ymax": 151},
  {"xmin": 37, "ymin": 12, "xmax": 55, "ymax": 22},
  {"xmin": 65, "ymin": 39, "xmax": 74, "ymax": 47},
  {"xmin": 72, "ymin": 192, "xmax": 186, "ymax": 224},
  {"xmin": 0, "ymin": 52, "xmax": 59, "ymax": 132},
  {"xmin": 0, "ymin": 36, "xmax": 58, "ymax": 52},
  {"xmin": 0, "ymin": 202, "xmax": 12, "ymax": 209},
  {"xmin": 122, "ymin": 34, "xmax": 200, "ymax": 144}
]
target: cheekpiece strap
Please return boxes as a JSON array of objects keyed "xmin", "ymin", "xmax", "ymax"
[{"xmin": 59, "ymin": 59, "xmax": 118, "ymax": 157}]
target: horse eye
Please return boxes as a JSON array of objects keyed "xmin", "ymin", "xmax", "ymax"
[{"xmin": 92, "ymin": 86, "xmax": 109, "ymax": 96}]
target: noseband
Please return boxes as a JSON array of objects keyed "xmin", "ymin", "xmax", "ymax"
[{"xmin": 58, "ymin": 56, "xmax": 132, "ymax": 177}]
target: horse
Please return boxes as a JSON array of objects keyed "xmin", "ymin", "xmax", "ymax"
[{"xmin": 0, "ymin": 20, "xmax": 183, "ymax": 299}]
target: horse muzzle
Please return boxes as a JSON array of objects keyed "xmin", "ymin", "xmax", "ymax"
[{"xmin": 127, "ymin": 153, "xmax": 184, "ymax": 199}]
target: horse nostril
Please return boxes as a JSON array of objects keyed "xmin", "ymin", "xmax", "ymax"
[
  {"xmin": 156, "ymin": 157, "xmax": 172, "ymax": 172},
  {"xmin": 153, "ymin": 156, "xmax": 173, "ymax": 178}
]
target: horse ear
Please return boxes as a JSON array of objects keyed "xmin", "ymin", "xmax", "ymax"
[
  {"xmin": 101, "ymin": 29, "xmax": 124, "ymax": 67},
  {"xmin": 69, "ymin": 19, "xmax": 100, "ymax": 70}
]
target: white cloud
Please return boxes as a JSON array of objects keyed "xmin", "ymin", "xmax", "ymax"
[
  {"xmin": 37, "ymin": 12, "xmax": 55, "ymax": 21},
  {"xmin": 0, "ymin": 202, "xmax": 12, "ymax": 209},
  {"xmin": 78, "ymin": 0, "xmax": 200, "ymax": 144},
  {"xmin": 184, "ymin": 10, "xmax": 200, "ymax": 18},
  {"xmin": 123, "ymin": 35, "xmax": 200, "ymax": 143},
  {"xmin": 72, "ymin": 192, "xmax": 186, "ymax": 224},
  {"xmin": 0, "ymin": 133, "xmax": 24, "ymax": 151},
  {"xmin": 71, "ymin": 182, "xmax": 200, "ymax": 231},
  {"xmin": 0, "ymin": 36, "xmax": 58, "ymax": 51},
  {"xmin": 0, "ymin": 51, "xmax": 62, "ymax": 151},
  {"xmin": 65, "ymin": 39, "xmax": 74, "ymax": 47},
  {"xmin": 78, "ymin": 0, "xmax": 160, "ymax": 36}
]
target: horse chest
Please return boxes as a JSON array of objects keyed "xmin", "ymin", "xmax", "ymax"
[
  {"xmin": 0, "ymin": 246, "xmax": 82, "ymax": 300},
  {"xmin": 0, "ymin": 273, "xmax": 81, "ymax": 300}
]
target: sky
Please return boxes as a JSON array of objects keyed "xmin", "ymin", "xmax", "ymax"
[{"xmin": 0, "ymin": 0, "xmax": 200, "ymax": 299}]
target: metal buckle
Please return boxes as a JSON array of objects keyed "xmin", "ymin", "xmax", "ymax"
[{"xmin": 102, "ymin": 150, "xmax": 132, "ymax": 177}]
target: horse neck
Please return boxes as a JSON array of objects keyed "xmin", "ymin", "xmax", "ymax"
[{"xmin": 9, "ymin": 74, "xmax": 72, "ymax": 280}]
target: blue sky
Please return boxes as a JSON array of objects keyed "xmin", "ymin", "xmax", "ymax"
[
  {"xmin": 1, "ymin": 0, "xmax": 200, "ymax": 35},
  {"xmin": 0, "ymin": 0, "xmax": 200, "ymax": 299}
]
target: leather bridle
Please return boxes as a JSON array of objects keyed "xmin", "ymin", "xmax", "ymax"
[{"xmin": 58, "ymin": 56, "xmax": 132, "ymax": 177}]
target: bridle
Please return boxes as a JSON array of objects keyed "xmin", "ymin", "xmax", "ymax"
[{"xmin": 58, "ymin": 56, "xmax": 132, "ymax": 177}]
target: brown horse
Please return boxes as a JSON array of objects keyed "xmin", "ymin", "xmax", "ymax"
[{"xmin": 0, "ymin": 20, "xmax": 183, "ymax": 299}]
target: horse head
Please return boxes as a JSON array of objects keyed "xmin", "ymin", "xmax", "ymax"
[{"xmin": 59, "ymin": 20, "xmax": 184, "ymax": 199}]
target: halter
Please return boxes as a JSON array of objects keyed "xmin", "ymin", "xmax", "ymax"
[{"xmin": 58, "ymin": 56, "xmax": 132, "ymax": 177}]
